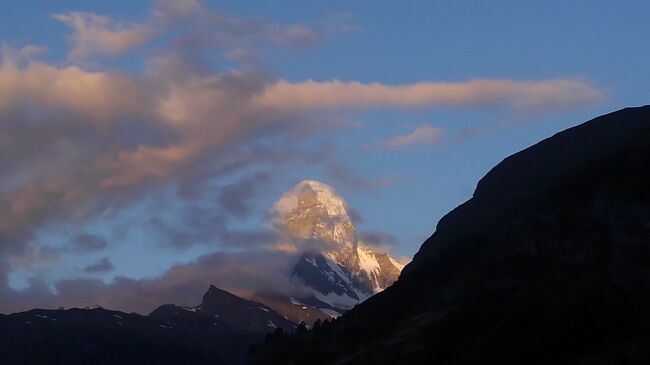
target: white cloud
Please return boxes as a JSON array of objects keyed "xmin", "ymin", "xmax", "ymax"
[
  {"xmin": 53, "ymin": 12, "xmax": 157, "ymax": 60},
  {"xmin": 378, "ymin": 125, "xmax": 446, "ymax": 150}
]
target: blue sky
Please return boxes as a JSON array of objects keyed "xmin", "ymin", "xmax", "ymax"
[{"xmin": 0, "ymin": 0, "xmax": 648, "ymax": 312}]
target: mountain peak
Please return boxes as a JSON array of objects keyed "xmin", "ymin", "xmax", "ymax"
[
  {"xmin": 150, "ymin": 285, "xmax": 296, "ymax": 334},
  {"xmin": 277, "ymin": 179, "xmax": 356, "ymax": 249},
  {"xmin": 291, "ymin": 180, "xmax": 350, "ymax": 219},
  {"xmin": 201, "ymin": 284, "xmax": 244, "ymax": 308},
  {"xmin": 272, "ymin": 180, "xmax": 405, "ymax": 311}
]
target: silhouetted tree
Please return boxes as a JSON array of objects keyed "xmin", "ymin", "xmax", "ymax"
[
  {"xmin": 265, "ymin": 327, "xmax": 285, "ymax": 343},
  {"xmin": 321, "ymin": 319, "xmax": 332, "ymax": 332},
  {"xmin": 312, "ymin": 319, "xmax": 322, "ymax": 331}
]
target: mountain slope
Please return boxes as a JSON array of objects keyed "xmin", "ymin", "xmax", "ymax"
[
  {"xmin": 150, "ymin": 285, "xmax": 295, "ymax": 333},
  {"xmin": 0, "ymin": 285, "xmax": 293, "ymax": 365},
  {"xmin": 0, "ymin": 307, "xmax": 248, "ymax": 365},
  {"xmin": 251, "ymin": 106, "xmax": 650, "ymax": 365},
  {"xmin": 249, "ymin": 293, "xmax": 332, "ymax": 324}
]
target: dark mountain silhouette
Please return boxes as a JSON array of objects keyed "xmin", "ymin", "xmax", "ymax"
[
  {"xmin": 250, "ymin": 292, "xmax": 333, "ymax": 325},
  {"xmin": 250, "ymin": 106, "xmax": 650, "ymax": 365},
  {"xmin": 0, "ymin": 285, "xmax": 293, "ymax": 365},
  {"xmin": 150, "ymin": 285, "xmax": 295, "ymax": 334}
]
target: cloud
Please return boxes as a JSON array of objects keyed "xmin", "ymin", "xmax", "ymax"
[
  {"xmin": 376, "ymin": 125, "xmax": 446, "ymax": 150},
  {"xmin": 0, "ymin": 0, "xmax": 606, "ymax": 314},
  {"xmin": 152, "ymin": 0, "xmax": 202, "ymax": 23},
  {"xmin": 145, "ymin": 203, "xmax": 275, "ymax": 250},
  {"xmin": 53, "ymin": 0, "xmax": 329, "ymax": 62},
  {"xmin": 224, "ymin": 48, "xmax": 261, "ymax": 65},
  {"xmin": 0, "ymin": 43, "xmax": 47, "ymax": 63},
  {"xmin": 84, "ymin": 257, "xmax": 114, "ymax": 273},
  {"xmin": 53, "ymin": 12, "xmax": 157, "ymax": 60},
  {"xmin": 0, "ymin": 61, "xmax": 151, "ymax": 120},
  {"xmin": 0, "ymin": 249, "xmax": 307, "ymax": 314},
  {"xmin": 219, "ymin": 172, "xmax": 272, "ymax": 219},
  {"xmin": 358, "ymin": 231, "xmax": 400, "ymax": 249},
  {"xmin": 207, "ymin": 12, "xmax": 320, "ymax": 48},
  {"xmin": 254, "ymin": 78, "xmax": 604, "ymax": 113},
  {"xmin": 0, "ymin": 57, "xmax": 288, "ymax": 261},
  {"xmin": 8, "ymin": 244, "xmax": 59, "ymax": 271},
  {"xmin": 69, "ymin": 234, "xmax": 108, "ymax": 253}
]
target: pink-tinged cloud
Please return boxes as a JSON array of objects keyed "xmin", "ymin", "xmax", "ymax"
[
  {"xmin": 53, "ymin": 12, "xmax": 157, "ymax": 60},
  {"xmin": 378, "ymin": 125, "xmax": 446, "ymax": 150},
  {"xmin": 51, "ymin": 0, "xmax": 327, "ymax": 63},
  {"xmin": 0, "ymin": 57, "xmax": 606, "ymax": 272},
  {"xmin": 83, "ymin": 257, "xmax": 114, "ymax": 273},
  {"xmin": 254, "ymin": 78, "xmax": 604, "ymax": 112},
  {"xmin": 0, "ymin": 0, "xmax": 608, "ymax": 314},
  {"xmin": 152, "ymin": 0, "xmax": 202, "ymax": 23},
  {"xmin": 0, "ymin": 61, "xmax": 149, "ymax": 120},
  {"xmin": 0, "ymin": 43, "xmax": 47, "ymax": 63}
]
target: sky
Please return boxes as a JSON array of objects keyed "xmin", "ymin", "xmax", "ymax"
[{"xmin": 0, "ymin": 0, "xmax": 648, "ymax": 313}]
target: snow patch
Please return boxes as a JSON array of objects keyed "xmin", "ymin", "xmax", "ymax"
[
  {"xmin": 289, "ymin": 297, "xmax": 304, "ymax": 306},
  {"xmin": 389, "ymin": 256, "xmax": 406, "ymax": 271},
  {"xmin": 314, "ymin": 291, "xmax": 360, "ymax": 310},
  {"xmin": 305, "ymin": 255, "xmax": 317, "ymax": 267},
  {"xmin": 318, "ymin": 308, "xmax": 341, "ymax": 318},
  {"xmin": 357, "ymin": 246, "xmax": 380, "ymax": 273},
  {"xmin": 323, "ymin": 254, "xmax": 353, "ymax": 287}
]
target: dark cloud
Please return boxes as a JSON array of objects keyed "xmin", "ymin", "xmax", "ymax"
[
  {"xmin": 0, "ymin": 249, "xmax": 308, "ymax": 314},
  {"xmin": 8, "ymin": 244, "xmax": 59, "ymax": 270},
  {"xmin": 347, "ymin": 208, "xmax": 364, "ymax": 225},
  {"xmin": 358, "ymin": 230, "xmax": 401, "ymax": 248},
  {"xmin": 69, "ymin": 234, "xmax": 108, "ymax": 253},
  {"xmin": 0, "ymin": 276, "xmax": 58, "ymax": 313},
  {"xmin": 84, "ymin": 257, "xmax": 114, "ymax": 273},
  {"xmin": 143, "ymin": 191, "xmax": 276, "ymax": 250},
  {"xmin": 219, "ymin": 229, "xmax": 276, "ymax": 248},
  {"xmin": 219, "ymin": 171, "xmax": 271, "ymax": 218}
]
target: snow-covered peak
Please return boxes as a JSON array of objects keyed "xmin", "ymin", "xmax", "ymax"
[
  {"xmin": 274, "ymin": 180, "xmax": 357, "ymax": 251},
  {"xmin": 272, "ymin": 180, "xmax": 407, "ymax": 311},
  {"xmin": 273, "ymin": 180, "xmax": 350, "ymax": 219}
]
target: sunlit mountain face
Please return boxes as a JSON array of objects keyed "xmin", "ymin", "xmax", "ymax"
[{"xmin": 270, "ymin": 180, "xmax": 403, "ymax": 313}]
